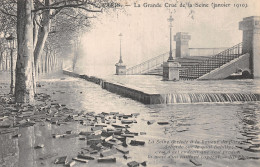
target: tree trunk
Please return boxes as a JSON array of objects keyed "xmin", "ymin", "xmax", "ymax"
[
  {"xmin": 33, "ymin": 0, "xmax": 51, "ymax": 77},
  {"xmin": 34, "ymin": 26, "xmax": 49, "ymax": 77},
  {"xmin": 48, "ymin": 52, "xmax": 51, "ymax": 72},
  {"xmin": 61, "ymin": 58, "xmax": 63, "ymax": 70},
  {"xmin": 10, "ymin": 48, "xmax": 15, "ymax": 95},
  {"xmin": 0, "ymin": 52, "xmax": 3, "ymax": 71},
  {"xmin": 38, "ymin": 61, "xmax": 40, "ymax": 74},
  {"xmin": 6, "ymin": 52, "xmax": 8, "ymax": 71},
  {"xmin": 33, "ymin": 12, "xmax": 40, "ymax": 50},
  {"xmin": 53, "ymin": 52, "xmax": 56, "ymax": 71},
  {"xmin": 50, "ymin": 52, "xmax": 54, "ymax": 71},
  {"xmin": 41, "ymin": 53, "xmax": 44, "ymax": 73},
  {"xmin": 15, "ymin": 0, "xmax": 35, "ymax": 103},
  {"xmin": 45, "ymin": 50, "xmax": 48, "ymax": 73}
]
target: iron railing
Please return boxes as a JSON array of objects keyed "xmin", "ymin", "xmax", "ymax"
[
  {"xmin": 126, "ymin": 51, "xmax": 172, "ymax": 75},
  {"xmin": 180, "ymin": 42, "xmax": 244, "ymax": 80}
]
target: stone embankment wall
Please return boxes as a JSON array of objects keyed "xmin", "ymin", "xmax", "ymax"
[
  {"xmin": 63, "ymin": 70, "xmax": 260, "ymax": 104},
  {"xmin": 63, "ymin": 70, "xmax": 159, "ymax": 104}
]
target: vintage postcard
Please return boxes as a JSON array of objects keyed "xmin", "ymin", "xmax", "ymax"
[{"xmin": 0, "ymin": 0, "xmax": 260, "ymax": 166}]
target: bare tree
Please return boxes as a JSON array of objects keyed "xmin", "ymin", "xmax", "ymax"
[{"xmin": 0, "ymin": 0, "xmax": 122, "ymax": 103}]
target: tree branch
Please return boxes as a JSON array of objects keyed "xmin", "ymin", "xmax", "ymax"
[
  {"xmin": 32, "ymin": 1, "xmax": 88, "ymax": 12},
  {"xmin": 77, "ymin": 6, "xmax": 101, "ymax": 12},
  {"xmin": 50, "ymin": 8, "xmax": 63, "ymax": 19},
  {"xmin": 0, "ymin": 8, "xmax": 17, "ymax": 17}
]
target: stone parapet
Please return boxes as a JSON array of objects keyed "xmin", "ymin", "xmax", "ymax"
[
  {"xmin": 239, "ymin": 16, "xmax": 260, "ymax": 78},
  {"xmin": 174, "ymin": 32, "xmax": 191, "ymax": 58}
]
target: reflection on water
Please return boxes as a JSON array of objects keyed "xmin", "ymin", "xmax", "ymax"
[
  {"xmin": 0, "ymin": 133, "xmax": 18, "ymax": 166},
  {"xmin": 0, "ymin": 74, "xmax": 260, "ymax": 166},
  {"xmin": 146, "ymin": 103, "xmax": 260, "ymax": 163},
  {"xmin": 237, "ymin": 104, "xmax": 260, "ymax": 156}
]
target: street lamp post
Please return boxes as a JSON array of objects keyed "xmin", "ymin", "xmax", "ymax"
[
  {"xmin": 6, "ymin": 34, "xmax": 15, "ymax": 95},
  {"xmin": 115, "ymin": 33, "xmax": 126, "ymax": 75},
  {"xmin": 118, "ymin": 33, "xmax": 123, "ymax": 64},
  {"xmin": 167, "ymin": 14, "xmax": 174, "ymax": 61},
  {"xmin": 162, "ymin": 14, "xmax": 181, "ymax": 81}
]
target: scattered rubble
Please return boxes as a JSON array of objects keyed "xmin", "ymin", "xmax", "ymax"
[{"xmin": 0, "ymin": 93, "xmax": 153, "ymax": 166}]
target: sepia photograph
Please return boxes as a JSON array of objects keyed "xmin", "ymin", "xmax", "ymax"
[{"xmin": 0, "ymin": 0, "xmax": 260, "ymax": 166}]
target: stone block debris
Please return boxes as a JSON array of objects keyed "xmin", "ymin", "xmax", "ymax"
[
  {"xmin": 157, "ymin": 121, "xmax": 169, "ymax": 125},
  {"xmin": 77, "ymin": 154, "xmax": 95, "ymax": 160},
  {"xmin": 130, "ymin": 140, "xmax": 145, "ymax": 146},
  {"xmin": 121, "ymin": 134, "xmax": 135, "ymax": 138},
  {"xmin": 100, "ymin": 149, "xmax": 117, "ymax": 157},
  {"xmin": 54, "ymin": 156, "xmax": 68, "ymax": 164},
  {"xmin": 141, "ymin": 161, "xmax": 147, "ymax": 166},
  {"xmin": 123, "ymin": 154, "xmax": 131, "ymax": 159},
  {"xmin": 90, "ymin": 143, "xmax": 103, "ymax": 151},
  {"xmin": 72, "ymin": 157, "xmax": 89, "ymax": 163},
  {"xmin": 34, "ymin": 144, "xmax": 44, "ymax": 149},
  {"xmin": 87, "ymin": 139, "xmax": 102, "ymax": 145},
  {"xmin": 112, "ymin": 124, "xmax": 126, "ymax": 128},
  {"xmin": 147, "ymin": 120, "xmax": 156, "ymax": 125},
  {"xmin": 115, "ymin": 145, "xmax": 129, "ymax": 154},
  {"xmin": 64, "ymin": 160, "xmax": 76, "ymax": 167},
  {"xmin": 97, "ymin": 157, "xmax": 116, "ymax": 163},
  {"xmin": 121, "ymin": 120, "xmax": 134, "ymax": 124},
  {"xmin": 127, "ymin": 161, "xmax": 139, "ymax": 167}
]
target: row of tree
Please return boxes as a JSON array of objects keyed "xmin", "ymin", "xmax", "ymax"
[
  {"xmin": 0, "ymin": 0, "xmax": 119, "ymax": 103},
  {"xmin": 0, "ymin": 45, "xmax": 61, "ymax": 74}
]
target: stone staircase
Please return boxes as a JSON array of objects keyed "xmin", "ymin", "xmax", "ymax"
[
  {"xmin": 145, "ymin": 56, "xmax": 210, "ymax": 75},
  {"xmin": 180, "ymin": 42, "xmax": 244, "ymax": 80},
  {"xmin": 126, "ymin": 42, "xmax": 246, "ymax": 80}
]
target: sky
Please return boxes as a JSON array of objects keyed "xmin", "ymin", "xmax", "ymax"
[{"xmin": 76, "ymin": 0, "xmax": 260, "ymax": 76}]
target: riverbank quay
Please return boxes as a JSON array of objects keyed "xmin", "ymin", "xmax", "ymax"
[
  {"xmin": 1, "ymin": 71, "xmax": 260, "ymax": 167},
  {"xmin": 64, "ymin": 70, "xmax": 260, "ymax": 104}
]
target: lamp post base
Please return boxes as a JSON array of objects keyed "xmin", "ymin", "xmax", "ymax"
[
  {"xmin": 162, "ymin": 61, "xmax": 181, "ymax": 81},
  {"xmin": 115, "ymin": 63, "xmax": 126, "ymax": 75}
]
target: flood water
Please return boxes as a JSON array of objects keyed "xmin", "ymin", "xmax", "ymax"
[
  {"xmin": 0, "ymin": 72, "xmax": 260, "ymax": 166},
  {"xmin": 103, "ymin": 75, "xmax": 260, "ymax": 94}
]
